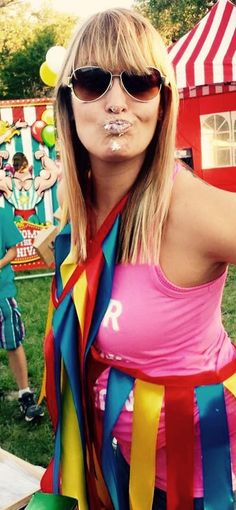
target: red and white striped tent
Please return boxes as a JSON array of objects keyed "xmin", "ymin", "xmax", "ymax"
[
  {"xmin": 168, "ymin": 0, "xmax": 236, "ymax": 191},
  {"xmin": 169, "ymin": 0, "xmax": 236, "ymax": 96}
]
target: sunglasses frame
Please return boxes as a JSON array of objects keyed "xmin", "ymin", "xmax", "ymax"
[{"xmin": 67, "ymin": 66, "xmax": 166, "ymax": 103}]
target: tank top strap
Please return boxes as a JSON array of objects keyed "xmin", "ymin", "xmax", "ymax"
[{"xmin": 173, "ymin": 160, "xmax": 183, "ymax": 181}]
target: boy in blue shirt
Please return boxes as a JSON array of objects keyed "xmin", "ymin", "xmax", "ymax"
[{"xmin": 0, "ymin": 208, "xmax": 44, "ymax": 421}]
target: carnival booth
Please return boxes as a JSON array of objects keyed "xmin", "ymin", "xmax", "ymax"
[
  {"xmin": 169, "ymin": 0, "xmax": 236, "ymax": 191},
  {"xmin": 0, "ymin": 46, "xmax": 66, "ymax": 271},
  {"xmin": 0, "ymin": 98, "xmax": 60, "ymax": 270}
]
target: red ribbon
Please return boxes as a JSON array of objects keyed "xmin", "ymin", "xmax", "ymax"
[{"xmin": 166, "ymin": 386, "xmax": 194, "ymax": 510}]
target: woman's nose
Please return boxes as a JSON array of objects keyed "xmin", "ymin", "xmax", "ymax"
[{"xmin": 104, "ymin": 77, "xmax": 128, "ymax": 113}]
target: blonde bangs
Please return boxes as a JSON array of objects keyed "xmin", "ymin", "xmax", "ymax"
[
  {"xmin": 60, "ymin": 9, "xmax": 174, "ymax": 81},
  {"xmin": 77, "ymin": 12, "xmax": 154, "ymax": 72}
]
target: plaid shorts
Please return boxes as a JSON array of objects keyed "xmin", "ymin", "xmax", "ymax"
[{"xmin": 0, "ymin": 297, "xmax": 25, "ymax": 350}]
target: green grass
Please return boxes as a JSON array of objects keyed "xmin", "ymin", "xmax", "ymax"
[
  {"xmin": 0, "ymin": 270, "xmax": 54, "ymax": 467},
  {"xmin": 222, "ymin": 265, "xmax": 236, "ymax": 342},
  {"xmin": 0, "ymin": 265, "xmax": 236, "ymax": 468}
]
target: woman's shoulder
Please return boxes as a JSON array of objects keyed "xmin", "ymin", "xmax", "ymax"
[
  {"xmin": 172, "ymin": 165, "xmax": 236, "ymax": 211},
  {"xmin": 171, "ymin": 165, "xmax": 229, "ymax": 207},
  {"xmin": 171, "ymin": 166, "xmax": 207, "ymax": 212},
  {"xmin": 170, "ymin": 167, "xmax": 236, "ymax": 265}
]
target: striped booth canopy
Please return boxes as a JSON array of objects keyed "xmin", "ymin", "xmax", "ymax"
[{"xmin": 168, "ymin": 0, "xmax": 236, "ymax": 97}]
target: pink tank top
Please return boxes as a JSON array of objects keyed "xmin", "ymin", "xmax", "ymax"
[{"xmin": 94, "ymin": 263, "xmax": 236, "ymax": 496}]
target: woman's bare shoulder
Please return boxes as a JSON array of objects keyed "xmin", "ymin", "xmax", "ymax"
[{"xmin": 170, "ymin": 168, "xmax": 236, "ymax": 265}]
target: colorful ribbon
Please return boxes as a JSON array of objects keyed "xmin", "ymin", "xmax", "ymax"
[
  {"xmin": 102, "ymin": 368, "xmax": 134, "ymax": 510},
  {"xmin": 196, "ymin": 383, "xmax": 234, "ymax": 510},
  {"xmin": 42, "ymin": 197, "xmax": 128, "ymax": 509},
  {"xmin": 41, "ymin": 195, "xmax": 236, "ymax": 510},
  {"xmin": 166, "ymin": 385, "xmax": 194, "ymax": 510},
  {"xmin": 130, "ymin": 380, "xmax": 164, "ymax": 510},
  {"xmin": 89, "ymin": 351, "xmax": 236, "ymax": 510}
]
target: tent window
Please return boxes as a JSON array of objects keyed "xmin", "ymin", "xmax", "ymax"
[{"xmin": 201, "ymin": 112, "xmax": 236, "ymax": 169}]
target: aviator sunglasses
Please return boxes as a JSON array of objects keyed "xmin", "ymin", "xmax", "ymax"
[{"xmin": 67, "ymin": 66, "xmax": 165, "ymax": 103}]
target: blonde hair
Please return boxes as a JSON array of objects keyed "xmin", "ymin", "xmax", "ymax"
[{"xmin": 55, "ymin": 8, "xmax": 179, "ymax": 264}]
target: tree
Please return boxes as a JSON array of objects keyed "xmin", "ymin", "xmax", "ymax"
[
  {"xmin": 0, "ymin": 0, "xmax": 18, "ymax": 6},
  {"xmin": 0, "ymin": 3, "xmax": 78, "ymax": 99},
  {"xmin": 133, "ymin": 0, "xmax": 235, "ymax": 43},
  {"xmin": 1, "ymin": 30, "xmax": 55, "ymax": 98}
]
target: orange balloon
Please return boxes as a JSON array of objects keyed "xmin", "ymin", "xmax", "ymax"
[{"xmin": 39, "ymin": 61, "xmax": 57, "ymax": 87}]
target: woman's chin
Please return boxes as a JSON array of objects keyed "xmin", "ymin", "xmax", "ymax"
[
  {"xmin": 88, "ymin": 139, "xmax": 136, "ymax": 163},
  {"xmin": 104, "ymin": 138, "xmax": 131, "ymax": 160},
  {"xmin": 104, "ymin": 150, "xmax": 131, "ymax": 162}
]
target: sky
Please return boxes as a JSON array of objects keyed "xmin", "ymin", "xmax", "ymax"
[{"xmin": 31, "ymin": 0, "xmax": 134, "ymax": 18}]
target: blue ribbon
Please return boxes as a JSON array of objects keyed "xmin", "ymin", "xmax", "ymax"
[
  {"xmin": 51, "ymin": 226, "xmax": 84, "ymax": 493},
  {"xmin": 54, "ymin": 224, "xmax": 71, "ymax": 297},
  {"xmin": 51, "ymin": 296, "xmax": 72, "ymax": 492},
  {"xmin": 196, "ymin": 383, "xmax": 234, "ymax": 510},
  {"xmin": 53, "ymin": 423, "xmax": 61, "ymax": 493},
  {"xmin": 102, "ymin": 368, "xmax": 134, "ymax": 510},
  {"xmin": 85, "ymin": 215, "xmax": 121, "ymax": 359}
]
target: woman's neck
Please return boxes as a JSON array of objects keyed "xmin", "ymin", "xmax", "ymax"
[{"xmin": 89, "ymin": 156, "xmax": 144, "ymax": 223}]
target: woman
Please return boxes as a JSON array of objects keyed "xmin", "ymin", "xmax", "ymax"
[{"xmin": 41, "ymin": 8, "xmax": 236, "ymax": 510}]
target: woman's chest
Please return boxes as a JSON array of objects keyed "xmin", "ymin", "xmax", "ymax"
[{"xmin": 95, "ymin": 263, "xmax": 223, "ymax": 365}]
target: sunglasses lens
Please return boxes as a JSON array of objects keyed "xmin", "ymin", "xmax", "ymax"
[
  {"xmin": 122, "ymin": 68, "xmax": 163, "ymax": 101},
  {"xmin": 71, "ymin": 67, "xmax": 111, "ymax": 101}
]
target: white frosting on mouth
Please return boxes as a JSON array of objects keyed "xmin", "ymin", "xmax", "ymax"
[{"xmin": 104, "ymin": 120, "xmax": 132, "ymax": 136}]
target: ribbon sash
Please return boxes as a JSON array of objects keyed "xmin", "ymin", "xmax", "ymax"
[{"xmin": 42, "ymin": 195, "xmax": 128, "ymax": 508}]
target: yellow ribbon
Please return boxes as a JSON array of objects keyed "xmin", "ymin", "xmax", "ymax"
[
  {"xmin": 73, "ymin": 271, "xmax": 88, "ymax": 336},
  {"xmin": 60, "ymin": 247, "xmax": 77, "ymax": 286},
  {"xmin": 224, "ymin": 372, "xmax": 236, "ymax": 397},
  {"xmin": 129, "ymin": 380, "xmax": 164, "ymax": 510},
  {"xmin": 61, "ymin": 374, "xmax": 88, "ymax": 509},
  {"xmin": 60, "ymin": 257, "xmax": 88, "ymax": 509}
]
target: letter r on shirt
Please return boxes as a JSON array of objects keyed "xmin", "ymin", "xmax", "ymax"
[{"xmin": 102, "ymin": 299, "xmax": 122, "ymax": 331}]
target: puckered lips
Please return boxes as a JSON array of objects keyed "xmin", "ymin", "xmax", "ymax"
[{"xmin": 103, "ymin": 119, "xmax": 133, "ymax": 136}]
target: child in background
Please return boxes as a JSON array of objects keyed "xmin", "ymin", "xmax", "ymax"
[{"xmin": 0, "ymin": 208, "xmax": 44, "ymax": 421}]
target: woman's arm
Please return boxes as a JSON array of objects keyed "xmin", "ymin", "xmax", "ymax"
[
  {"xmin": 161, "ymin": 168, "xmax": 236, "ymax": 287},
  {"xmin": 173, "ymin": 169, "xmax": 236, "ymax": 267}
]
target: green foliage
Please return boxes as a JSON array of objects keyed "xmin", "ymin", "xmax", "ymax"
[
  {"xmin": 0, "ymin": 30, "xmax": 55, "ymax": 99},
  {"xmin": 133, "ymin": 0, "xmax": 236, "ymax": 43},
  {"xmin": 0, "ymin": 3, "xmax": 78, "ymax": 99}
]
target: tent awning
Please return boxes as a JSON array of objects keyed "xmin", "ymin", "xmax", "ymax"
[{"xmin": 168, "ymin": 0, "xmax": 236, "ymax": 89}]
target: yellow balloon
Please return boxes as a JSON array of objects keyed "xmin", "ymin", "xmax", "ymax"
[
  {"xmin": 39, "ymin": 61, "xmax": 57, "ymax": 87},
  {"xmin": 41, "ymin": 108, "xmax": 54, "ymax": 125}
]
